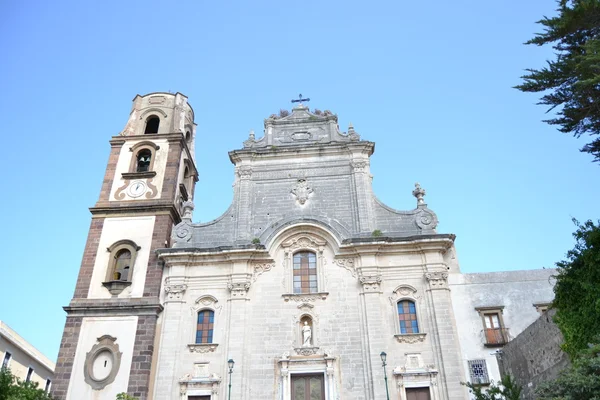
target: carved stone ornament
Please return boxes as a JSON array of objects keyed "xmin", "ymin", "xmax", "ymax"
[
  {"xmin": 187, "ymin": 343, "xmax": 219, "ymax": 353},
  {"xmin": 164, "ymin": 283, "xmax": 187, "ymax": 302},
  {"xmin": 334, "ymin": 258, "xmax": 357, "ymax": 277},
  {"xmin": 282, "ymin": 293, "xmax": 329, "ymax": 302},
  {"xmin": 394, "ymin": 333, "xmax": 427, "ymax": 344},
  {"xmin": 347, "ymin": 123, "xmax": 360, "ymax": 141},
  {"xmin": 351, "ymin": 160, "xmax": 368, "ymax": 172},
  {"xmin": 282, "ymin": 235, "xmax": 325, "ymax": 252},
  {"xmin": 425, "ymin": 272, "xmax": 449, "ymax": 289},
  {"xmin": 389, "ymin": 284, "xmax": 419, "ymax": 305},
  {"xmin": 182, "ymin": 200, "xmax": 194, "ymax": 220},
  {"xmin": 252, "ymin": 262, "xmax": 275, "ymax": 282},
  {"xmin": 195, "ymin": 295, "xmax": 219, "ymax": 307},
  {"xmin": 360, "ymin": 274, "xmax": 382, "ymax": 291},
  {"xmin": 294, "ymin": 346, "xmax": 320, "ymax": 356},
  {"xmin": 179, "ymin": 372, "xmax": 221, "ymax": 397},
  {"xmin": 172, "ymin": 220, "xmax": 193, "ymax": 246},
  {"xmin": 228, "ymin": 281, "xmax": 251, "ymax": 298},
  {"xmin": 237, "ymin": 166, "xmax": 253, "ymax": 179},
  {"xmin": 291, "ymin": 179, "xmax": 314, "ymax": 205},
  {"xmin": 412, "ymin": 182, "xmax": 426, "ymax": 206},
  {"xmin": 415, "ymin": 209, "xmax": 438, "ymax": 230},
  {"xmin": 83, "ymin": 335, "xmax": 122, "ymax": 390}
]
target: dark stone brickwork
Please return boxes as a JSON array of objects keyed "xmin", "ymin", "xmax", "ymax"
[
  {"xmin": 127, "ymin": 315, "xmax": 158, "ymax": 399},
  {"xmin": 51, "ymin": 316, "xmax": 83, "ymax": 399},
  {"xmin": 73, "ymin": 218, "xmax": 105, "ymax": 299},
  {"xmin": 143, "ymin": 214, "xmax": 174, "ymax": 297},
  {"xmin": 161, "ymin": 138, "xmax": 183, "ymax": 200},
  {"xmin": 499, "ymin": 309, "xmax": 570, "ymax": 399},
  {"xmin": 98, "ymin": 139, "xmax": 124, "ymax": 203}
]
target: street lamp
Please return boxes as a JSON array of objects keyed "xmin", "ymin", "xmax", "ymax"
[
  {"xmin": 380, "ymin": 352, "xmax": 390, "ymax": 400},
  {"xmin": 228, "ymin": 359, "xmax": 235, "ymax": 400}
]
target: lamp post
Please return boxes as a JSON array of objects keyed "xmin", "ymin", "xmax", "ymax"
[
  {"xmin": 380, "ymin": 352, "xmax": 390, "ymax": 400},
  {"xmin": 227, "ymin": 358, "xmax": 235, "ymax": 400}
]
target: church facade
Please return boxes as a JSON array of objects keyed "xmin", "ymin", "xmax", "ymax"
[{"xmin": 52, "ymin": 93, "xmax": 555, "ymax": 400}]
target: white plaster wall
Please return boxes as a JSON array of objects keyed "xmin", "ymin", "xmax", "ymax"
[
  {"xmin": 449, "ymin": 270, "xmax": 555, "ymax": 386},
  {"xmin": 88, "ymin": 216, "xmax": 155, "ymax": 299},
  {"xmin": 108, "ymin": 138, "xmax": 169, "ymax": 201},
  {"xmin": 66, "ymin": 316, "xmax": 138, "ymax": 400}
]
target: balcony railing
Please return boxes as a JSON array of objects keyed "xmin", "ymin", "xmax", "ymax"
[{"xmin": 484, "ymin": 328, "xmax": 509, "ymax": 346}]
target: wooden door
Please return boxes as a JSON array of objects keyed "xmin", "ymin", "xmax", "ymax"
[
  {"xmin": 291, "ymin": 374, "xmax": 325, "ymax": 400},
  {"xmin": 406, "ymin": 387, "xmax": 431, "ymax": 400}
]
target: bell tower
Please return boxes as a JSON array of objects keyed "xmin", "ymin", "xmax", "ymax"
[{"xmin": 52, "ymin": 93, "xmax": 198, "ymax": 400}]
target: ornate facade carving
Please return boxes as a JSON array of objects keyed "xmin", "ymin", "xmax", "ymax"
[
  {"xmin": 251, "ymin": 262, "xmax": 275, "ymax": 281},
  {"xmin": 394, "ymin": 333, "xmax": 427, "ymax": 344},
  {"xmin": 187, "ymin": 343, "xmax": 219, "ymax": 353},
  {"xmin": 334, "ymin": 258, "xmax": 357, "ymax": 277},
  {"xmin": 351, "ymin": 160, "xmax": 368, "ymax": 172},
  {"xmin": 282, "ymin": 293, "xmax": 329, "ymax": 302},
  {"xmin": 291, "ymin": 179, "xmax": 313, "ymax": 205},
  {"xmin": 425, "ymin": 271, "xmax": 449, "ymax": 289},
  {"xmin": 359, "ymin": 274, "xmax": 382, "ymax": 292},
  {"xmin": 164, "ymin": 283, "xmax": 187, "ymax": 302},
  {"xmin": 293, "ymin": 346, "xmax": 320, "ymax": 356},
  {"xmin": 228, "ymin": 281, "xmax": 251, "ymax": 298},
  {"xmin": 236, "ymin": 166, "xmax": 253, "ymax": 179}
]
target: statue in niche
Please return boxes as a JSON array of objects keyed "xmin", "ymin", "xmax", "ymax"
[{"xmin": 302, "ymin": 321, "xmax": 312, "ymax": 347}]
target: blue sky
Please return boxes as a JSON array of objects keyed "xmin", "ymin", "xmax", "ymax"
[{"xmin": 0, "ymin": 0, "xmax": 597, "ymax": 362}]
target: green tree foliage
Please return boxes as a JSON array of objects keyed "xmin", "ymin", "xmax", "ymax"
[
  {"xmin": 116, "ymin": 393, "xmax": 138, "ymax": 400},
  {"xmin": 536, "ymin": 344, "xmax": 600, "ymax": 399},
  {"xmin": 462, "ymin": 375, "xmax": 522, "ymax": 400},
  {"xmin": 0, "ymin": 368, "xmax": 53, "ymax": 400},
  {"xmin": 552, "ymin": 219, "xmax": 600, "ymax": 357},
  {"xmin": 515, "ymin": 0, "xmax": 600, "ymax": 162}
]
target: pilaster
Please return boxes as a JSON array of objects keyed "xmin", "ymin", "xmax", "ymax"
[{"xmin": 424, "ymin": 271, "xmax": 467, "ymax": 400}]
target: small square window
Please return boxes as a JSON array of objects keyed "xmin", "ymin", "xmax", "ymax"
[{"xmin": 468, "ymin": 359, "xmax": 490, "ymax": 385}]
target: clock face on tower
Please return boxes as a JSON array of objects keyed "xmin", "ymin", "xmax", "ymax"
[{"xmin": 127, "ymin": 180, "xmax": 147, "ymax": 198}]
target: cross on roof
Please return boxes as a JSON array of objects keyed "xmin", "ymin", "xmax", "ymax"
[{"xmin": 291, "ymin": 93, "xmax": 310, "ymax": 104}]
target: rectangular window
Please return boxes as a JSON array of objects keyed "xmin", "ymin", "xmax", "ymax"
[
  {"xmin": 476, "ymin": 307, "xmax": 508, "ymax": 346},
  {"xmin": 45, "ymin": 379, "xmax": 52, "ymax": 393},
  {"xmin": 468, "ymin": 359, "xmax": 490, "ymax": 385},
  {"xmin": 196, "ymin": 310, "xmax": 215, "ymax": 344},
  {"xmin": 405, "ymin": 387, "xmax": 431, "ymax": 400},
  {"xmin": 25, "ymin": 367, "xmax": 34, "ymax": 382},
  {"xmin": 1, "ymin": 352, "xmax": 11, "ymax": 369},
  {"xmin": 293, "ymin": 252, "xmax": 317, "ymax": 294}
]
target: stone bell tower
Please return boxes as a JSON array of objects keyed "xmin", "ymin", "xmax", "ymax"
[{"xmin": 52, "ymin": 93, "xmax": 198, "ymax": 400}]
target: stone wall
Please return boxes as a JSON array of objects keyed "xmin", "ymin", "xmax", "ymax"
[{"xmin": 498, "ymin": 309, "xmax": 570, "ymax": 399}]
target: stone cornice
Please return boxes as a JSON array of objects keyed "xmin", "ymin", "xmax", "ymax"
[
  {"xmin": 90, "ymin": 202, "xmax": 182, "ymax": 224},
  {"xmin": 63, "ymin": 301, "xmax": 163, "ymax": 317},
  {"xmin": 229, "ymin": 141, "xmax": 375, "ymax": 164},
  {"xmin": 157, "ymin": 247, "xmax": 270, "ymax": 266},
  {"xmin": 337, "ymin": 235, "xmax": 455, "ymax": 256}
]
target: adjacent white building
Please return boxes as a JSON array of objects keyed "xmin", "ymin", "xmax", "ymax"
[
  {"xmin": 449, "ymin": 270, "xmax": 555, "ymax": 387},
  {"xmin": 1, "ymin": 320, "xmax": 55, "ymax": 392}
]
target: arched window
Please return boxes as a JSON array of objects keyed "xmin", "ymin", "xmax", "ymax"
[
  {"xmin": 113, "ymin": 249, "xmax": 131, "ymax": 281},
  {"xmin": 136, "ymin": 149, "xmax": 152, "ymax": 172},
  {"xmin": 398, "ymin": 300, "xmax": 419, "ymax": 334},
  {"xmin": 196, "ymin": 310, "xmax": 214, "ymax": 344},
  {"xmin": 185, "ymin": 131, "xmax": 191, "ymax": 142},
  {"xmin": 144, "ymin": 116, "xmax": 160, "ymax": 134},
  {"xmin": 293, "ymin": 251, "xmax": 317, "ymax": 294}
]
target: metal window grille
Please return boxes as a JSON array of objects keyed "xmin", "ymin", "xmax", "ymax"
[{"xmin": 468, "ymin": 360, "xmax": 489, "ymax": 384}]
